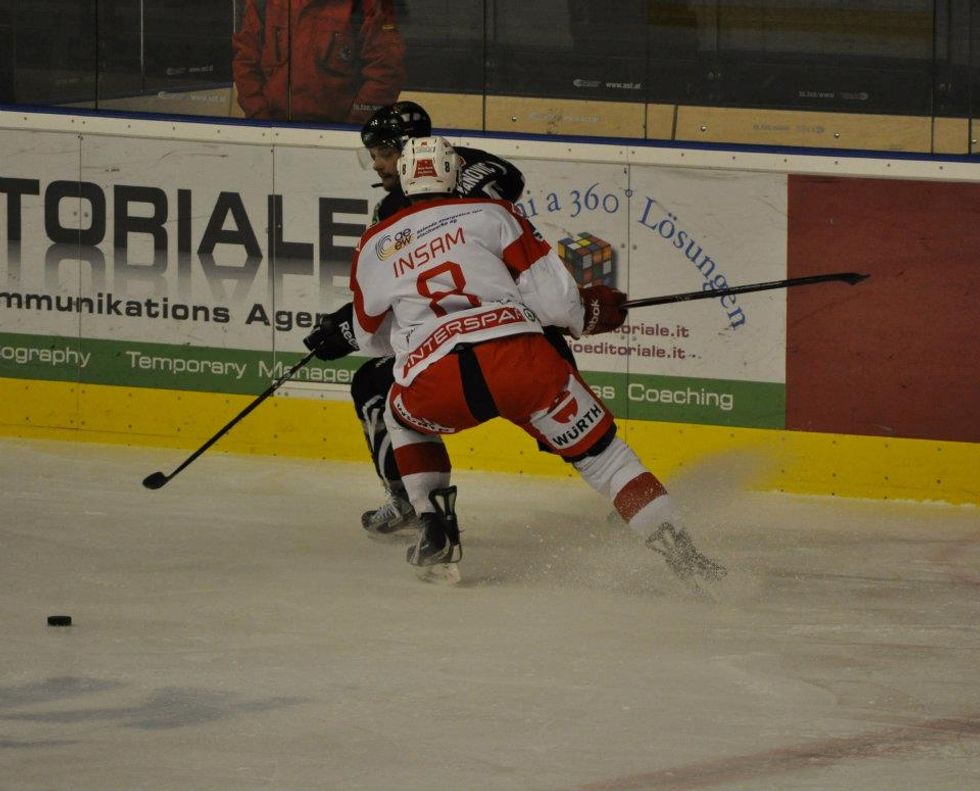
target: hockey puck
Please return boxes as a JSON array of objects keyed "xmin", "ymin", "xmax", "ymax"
[{"xmin": 47, "ymin": 615, "xmax": 72, "ymax": 627}]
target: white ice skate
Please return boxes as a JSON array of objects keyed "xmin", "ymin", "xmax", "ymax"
[{"xmin": 646, "ymin": 521, "xmax": 726, "ymax": 596}]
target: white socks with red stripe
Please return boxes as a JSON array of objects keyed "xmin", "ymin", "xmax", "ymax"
[{"xmin": 572, "ymin": 437, "xmax": 676, "ymax": 539}]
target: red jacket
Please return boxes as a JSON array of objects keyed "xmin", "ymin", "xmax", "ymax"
[{"xmin": 233, "ymin": 0, "xmax": 406, "ymax": 123}]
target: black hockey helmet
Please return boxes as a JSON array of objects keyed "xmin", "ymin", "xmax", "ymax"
[{"xmin": 360, "ymin": 101, "xmax": 432, "ymax": 150}]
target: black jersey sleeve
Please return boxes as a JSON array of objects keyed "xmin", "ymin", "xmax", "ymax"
[
  {"xmin": 453, "ymin": 146, "xmax": 525, "ymax": 203},
  {"xmin": 372, "ymin": 188, "xmax": 410, "ymax": 224}
]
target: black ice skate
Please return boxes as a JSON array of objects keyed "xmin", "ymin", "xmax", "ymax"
[
  {"xmin": 406, "ymin": 487, "xmax": 462, "ymax": 583},
  {"xmin": 362, "ymin": 487, "xmax": 422, "ymax": 538},
  {"xmin": 646, "ymin": 522, "xmax": 726, "ymax": 590}
]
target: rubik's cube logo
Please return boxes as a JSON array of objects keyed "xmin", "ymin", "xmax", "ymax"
[{"xmin": 556, "ymin": 232, "xmax": 616, "ymax": 287}]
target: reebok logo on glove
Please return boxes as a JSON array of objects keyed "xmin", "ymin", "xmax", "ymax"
[
  {"xmin": 580, "ymin": 285, "xmax": 628, "ymax": 335},
  {"xmin": 303, "ymin": 302, "xmax": 359, "ymax": 360}
]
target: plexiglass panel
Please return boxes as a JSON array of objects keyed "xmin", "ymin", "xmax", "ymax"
[
  {"xmin": 0, "ymin": 0, "xmax": 976, "ymax": 153},
  {"xmin": 4, "ymin": 0, "xmax": 99, "ymax": 108}
]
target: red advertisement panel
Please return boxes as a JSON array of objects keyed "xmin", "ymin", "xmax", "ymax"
[{"xmin": 787, "ymin": 175, "xmax": 980, "ymax": 442}]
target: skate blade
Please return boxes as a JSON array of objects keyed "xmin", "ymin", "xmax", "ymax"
[
  {"xmin": 415, "ymin": 563, "xmax": 462, "ymax": 585},
  {"xmin": 696, "ymin": 561, "xmax": 728, "ymax": 582},
  {"xmin": 663, "ymin": 558, "xmax": 725, "ymax": 601},
  {"xmin": 675, "ymin": 573, "xmax": 716, "ymax": 602},
  {"xmin": 364, "ymin": 527, "xmax": 419, "ymax": 544},
  {"xmin": 363, "ymin": 517, "xmax": 423, "ymax": 543}
]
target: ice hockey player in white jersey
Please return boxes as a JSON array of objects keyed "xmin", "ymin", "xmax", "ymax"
[
  {"xmin": 352, "ymin": 101, "xmax": 534, "ymax": 538},
  {"xmin": 310, "ymin": 136, "xmax": 726, "ymax": 588}
]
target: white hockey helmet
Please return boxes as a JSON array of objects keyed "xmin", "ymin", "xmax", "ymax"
[{"xmin": 398, "ymin": 136, "xmax": 460, "ymax": 197}]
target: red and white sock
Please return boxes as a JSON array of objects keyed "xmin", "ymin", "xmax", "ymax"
[
  {"xmin": 384, "ymin": 412, "xmax": 451, "ymax": 515},
  {"xmin": 572, "ymin": 437, "xmax": 674, "ymax": 539}
]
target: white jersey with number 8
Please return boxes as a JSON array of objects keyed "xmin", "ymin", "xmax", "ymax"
[{"xmin": 350, "ymin": 197, "xmax": 586, "ymax": 386}]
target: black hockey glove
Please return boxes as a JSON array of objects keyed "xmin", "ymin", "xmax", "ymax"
[{"xmin": 303, "ymin": 302, "xmax": 359, "ymax": 360}]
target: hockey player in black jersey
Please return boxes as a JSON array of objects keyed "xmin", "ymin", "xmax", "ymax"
[{"xmin": 360, "ymin": 101, "xmax": 526, "ymax": 224}]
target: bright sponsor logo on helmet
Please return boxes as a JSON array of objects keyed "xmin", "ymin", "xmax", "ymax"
[
  {"xmin": 413, "ymin": 158, "xmax": 438, "ymax": 178},
  {"xmin": 374, "ymin": 228, "xmax": 413, "ymax": 260}
]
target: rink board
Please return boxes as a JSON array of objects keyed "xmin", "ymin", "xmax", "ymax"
[
  {"xmin": 1, "ymin": 377, "xmax": 977, "ymax": 505},
  {"xmin": 0, "ymin": 110, "xmax": 978, "ymax": 503}
]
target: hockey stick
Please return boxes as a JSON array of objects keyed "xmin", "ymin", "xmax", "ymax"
[
  {"xmin": 622, "ymin": 271, "xmax": 869, "ymax": 310},
  {"xmin": 142, "ymin": 347, "xmax": 319, "ymax": 490}
]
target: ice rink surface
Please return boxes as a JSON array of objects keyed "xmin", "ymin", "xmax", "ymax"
[{"xmin": 1, "ymin": 436, "xmax": 978, "ymax": 791}]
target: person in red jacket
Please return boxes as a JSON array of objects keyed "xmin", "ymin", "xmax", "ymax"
[{"xmin": 232, "ymin": 0, "xmax": 406, "ymax": 123}]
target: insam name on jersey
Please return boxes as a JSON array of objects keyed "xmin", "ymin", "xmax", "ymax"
[{"xmin": 392, "ymin": 227, "xmax": 465, "ymax": 277}]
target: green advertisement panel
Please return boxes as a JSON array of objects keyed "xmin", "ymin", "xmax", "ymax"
[{"xmin": 0, "ymin": 332, "xmax": 783, "ymax": 429}]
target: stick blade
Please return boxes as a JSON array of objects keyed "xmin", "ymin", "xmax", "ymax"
[
  {"xmin": 142, "ymin": 471, "xmax": 169, "ymax": 490},
  {"xmin": 842, "ymin": 272, "xmax": 870, "ymax": 285}
]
